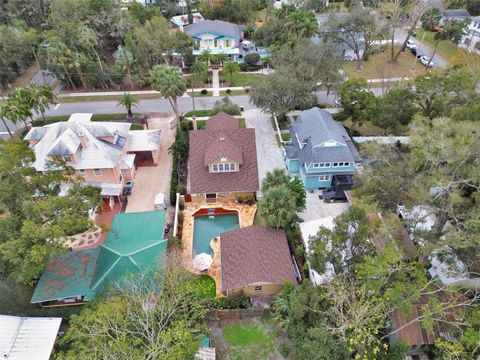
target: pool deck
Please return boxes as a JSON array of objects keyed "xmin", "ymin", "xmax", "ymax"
[{"xmin": 181, "ymin": 201, "xmax": 257, "ymax": 296}]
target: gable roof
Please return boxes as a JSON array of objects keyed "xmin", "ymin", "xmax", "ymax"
[
  {"xmin": 24, "ymin": 113, "xmax": 131, "ymax": 171},
  {"xmin": 184, "ymin": 20, "xmax": 242, "ymax": 39},
  {"xmin": 292, "ymin": 107, "xmax": 361, "ymax": 165},
  {"xmin": 204, "ymin": 134, "xmax": 244, "ymax": 165},
  {"xmin": 31, "ymin": 211, "xmax": 167, "ymax": 304},
  {"xmin": 205, "ymin": 112, "xmax": 239, "ymax": 131},
  {"xmin": 0, "ymin": 315, "xmax": 62, "ymax": 360},
  {"xmin": 127, "ymin": 130, "xmax": 161, "ymax": 152},
  {"xmin": 188, "ymin": 114, "xmax": 259, "ymax": 194},
  {"xmin": 220, "ymin": 226, "xmax": 296, "ymax": 291}
]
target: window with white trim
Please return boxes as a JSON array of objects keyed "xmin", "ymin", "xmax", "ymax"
[
  {"xmin": 63, "ymin": 155, "xmax": 72, "ymax": 162},
  {"xmin": 79, "ymin": 169, "xmax": 86, "ymax": 176},
  {"xmin": 313, "ymin": 162, "xmax": 331, "ymax": 168},
  {"xmin": 93, "ymin": 168, "xmax": 102, "ymax": 176},
  {"xmin": 319, "ymin": 175, "xmax": 330, "ymax": 181},
  {"xmin": 254, "ymin": 286, "xmax": 263, "ymax": 291},
  {"xmin": 211, "ymin": 163, "xmax": 237, "ymax": 173}
]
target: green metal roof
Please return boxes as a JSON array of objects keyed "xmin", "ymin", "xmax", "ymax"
[
  {"xmin": 31, "ymin": 210, "xmax": 167, "ymax": 304},
  {"xmin": 31, "ymin": 248, "xmax": 100, "ymax": 304}
]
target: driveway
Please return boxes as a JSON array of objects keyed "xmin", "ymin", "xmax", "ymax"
[
  {"xmin": 300, "ymin": 190, "xmax": 350, "ymax": 222},
  {"xmin": 125, "ymin": 115, "xmax": 175, "ymax": 223},
  {"xmin": 243, "ymin": 108, "xmax": 285, "ymax": 194},
  {"xmin": 394, "ymin": 28, "xmax": 448, "ymax": 68}
]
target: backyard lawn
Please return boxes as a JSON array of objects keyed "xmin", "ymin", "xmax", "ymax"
[
  {"xmin": 222, "ymin": 321, "xmax": 276, "ymax": 360},
  {"xmin": 415, "ymin": 30, "xmax": 467, "ymax": 64},
  {"xmin": 343, "ymin": 45, "xmax": 426, "ymax": 79}
]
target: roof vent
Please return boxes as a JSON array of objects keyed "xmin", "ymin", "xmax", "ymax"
[{"xmin": 219, "ymin": 135, "xmax": 226, "ymax": 141}]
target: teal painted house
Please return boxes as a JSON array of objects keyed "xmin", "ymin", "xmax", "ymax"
[{"xmin": 283, "ymin": 108, "xmax": 361, "ymax": 190}]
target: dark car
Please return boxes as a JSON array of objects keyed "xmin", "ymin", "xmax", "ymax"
[{"xmin": 410, "ymin": 47, "xmax": 417, "ymax": 56}]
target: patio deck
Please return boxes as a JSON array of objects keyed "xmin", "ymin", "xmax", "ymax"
[{"xmin": 181, "ymin": 201, "xmax": 257, "ymax": 296}]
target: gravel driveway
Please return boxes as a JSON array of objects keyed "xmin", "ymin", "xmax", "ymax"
[{"xmin": 243, "ymin": 108, "xmax": 285, "ymax": 194}]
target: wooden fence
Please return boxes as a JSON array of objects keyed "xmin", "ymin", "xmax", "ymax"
[{"xmin": 207, "ymin": 308, "xmax": 270, "ymax": 321}]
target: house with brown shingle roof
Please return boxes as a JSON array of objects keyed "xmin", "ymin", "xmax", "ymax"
[
  {"xmin": 219, "ymin": 226, "xmax": 297, "ymax": 297},
  {"xmin": 187, "ymin": 112, "xmax": 259, "ymax": 203}
]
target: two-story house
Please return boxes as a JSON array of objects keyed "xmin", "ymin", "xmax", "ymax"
[
  {"xmin": 183, "ymin": 20, "xmax": 244, "ymax": 62},
  {"xmin": 187, "ymin": 112, "xmax": 259, "ymax": 203},
  {"xmin": 24, "ymin": 113, "xmax": 160, "ymax": 207},
  {"xmin": 283, "ymin": 107, "xmax": 361, "ymax": 190}
]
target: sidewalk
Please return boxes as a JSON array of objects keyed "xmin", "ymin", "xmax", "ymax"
[{"xmin": 57, "ymin": 86, "xmax": 250, "ymax": 98}]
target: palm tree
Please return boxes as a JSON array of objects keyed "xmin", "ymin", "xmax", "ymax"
[
  {"xmin": 214, "ymin": 52, "xmax": 229, "ymax": 67},
  {"xmin": 149, "ymin": 65, "xmax": 187, "ymax": 130},
  {"xmin": 199, "ymin": 49, "xmax": 214, "ymax": 66},
  {"xmin": 259, "ymin": 185, "xmax": 297, "ymax": 229},
  {"xmin": 222, "ymin": 61, "xmax": 240, "ymax": 86},
  {"xmin": 261, "ymin": 168, "xmax": 291, "ymax": 192},
  {"xmin": 24, "ymin": 84, "xmax": 56, "ymax": 121},
  {"xmin": 117, "ymin": 92, "xmax": 140, "ymax": 118},
  {"xmin": 190, "ymin": 61, "xmax": 208, "ymax": 85}
]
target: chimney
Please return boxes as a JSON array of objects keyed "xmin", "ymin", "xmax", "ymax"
[{"xmin": 78, "ymin": 132, "xmax": 87, "ymax": 148}]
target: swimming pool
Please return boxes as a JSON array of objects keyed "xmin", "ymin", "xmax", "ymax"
[{"xmin": 193, "ymin": 213, "xmax": 239, "ymax": 256}]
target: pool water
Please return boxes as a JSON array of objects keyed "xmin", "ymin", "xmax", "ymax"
[{"xmin": 193, "ymin": 214, "xmax": 239, "ymax": 255}]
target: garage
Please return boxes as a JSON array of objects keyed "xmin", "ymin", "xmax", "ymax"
[{"xmin": 127, "ymin": 130, "xmax": 161, "ymax": 167}]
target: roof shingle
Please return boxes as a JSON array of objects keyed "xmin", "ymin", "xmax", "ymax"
[
  {"xmin": 188, "ymin": 114, "xmax": 259, "ymax": 194},
  {"xmin": 220, "ymin": 226, "xmax": 297, "ymax": 291}
]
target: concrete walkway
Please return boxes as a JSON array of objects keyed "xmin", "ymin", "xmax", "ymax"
[{"xmin": 211, "ymin": 69, "xmax": 220, "ymax": 96}]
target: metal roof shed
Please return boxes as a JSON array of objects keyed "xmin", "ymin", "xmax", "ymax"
[{"xmin": 0, "ymin": 315, "xmax": 61, "ymax": 360}]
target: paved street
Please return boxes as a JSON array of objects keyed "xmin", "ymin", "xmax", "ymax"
[
  {"xmin": 243, "ymin": 108, "xmax": 285, "ymax": 195},
  {"xmin": 394, "ymin": 28, "xmax": 448, "ymax": 67}
]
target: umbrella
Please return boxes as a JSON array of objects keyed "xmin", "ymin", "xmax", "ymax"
[{"xmin": 193, "ymin": 252, "xmax": 213, "ymax": 271}]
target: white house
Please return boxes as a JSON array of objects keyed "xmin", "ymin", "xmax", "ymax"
[{"xmin": 460, "ymin": 16, "xmax": 480, "ymax": 54}]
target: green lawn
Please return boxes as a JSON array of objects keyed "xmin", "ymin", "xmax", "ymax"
[
  {"xmin": 343, "ymin": 45, "xmax": 426, "ymax": 79},
  {"xmin": 130, "ymin": 124, "xmax": 144, "ymax": 130},
  {"xmin": 196, "ymin": 118, "xmax": 245, "ymax": 130},
  {"xmin": 58, "ymin": 93, "xmax": 162, "ymax": 103},
  {"xmin": 36, "ymin": 113, "xmax": 139, "ymax": 126},
  {"xmin": 184, "ymin": 109, "xmax": 216, "ymax": 117},
  {"xmin": 221, "ymin": 73, "xmax": 264, "ymax": 87},
  {"xmin": 222, "ymin": 322, "xmax": 275, "ymax": 360},
  {"xmin": 193, "ymin": 275, "xmax": 216, "ymax": 299},
  {"xmin": 415, "ymin": 29, "xmax": 467, "ymax": 64}
]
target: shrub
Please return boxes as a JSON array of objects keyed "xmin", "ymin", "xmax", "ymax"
[
  {"xmin": 279, "ymin": 341, "xmax": 291, "ymax": 358},
  {"xmin": 244, "ymin": 52, "xmax": 260, "ymax": 66},
  {"xmin": 176, "ymin": 183, "xmax": 186, "ymax": 195},
  {"xmin": 213, "ymin": 96, "xmax": 241, "ymax": 115},
  {"xmin": 215, "ymin": 295, "xmax": 251, "ymax": 309},
  {"xmin": 225, "ymin": 88, "xmax": 231, "ymax": 94},
  {"xmin": 200, "ymin": 89, "xmax": 208, "ymax": 95},
  {"xmin": 240, "ymin": 63, "xmax": 248, "ymax": 72},
  {"xmin": 245, "ymin": 88, "xmax": 250, "ymax": 93},
  {"xmin": 168, "ymin": 235, "xmax": 182, "ymax": 249}
]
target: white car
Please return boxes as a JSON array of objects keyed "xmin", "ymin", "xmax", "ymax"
[
  {"xmin": 420, "ymin": 56, "xmax": 434, "ymax": 68},
  {"xmin": 406, "ymin": 39, "xmax": 416, "ymax": 50}
]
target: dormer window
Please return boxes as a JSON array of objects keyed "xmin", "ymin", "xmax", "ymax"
[
  {"xmin": 212, "ymin": 163, "xmax": 237, "ymax": 172},
  {"xmin": 114, "ymin": 134, "xmax": 126, "ymax": 147}
]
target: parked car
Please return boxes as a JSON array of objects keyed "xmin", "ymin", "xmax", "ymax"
[
  {"xmin": 420, "ymin": 56, "xmax": 434, "ymax": 68},
  {"xmin": 406, "ymin": 39, "xmax": 416, "ymax": 50}
]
